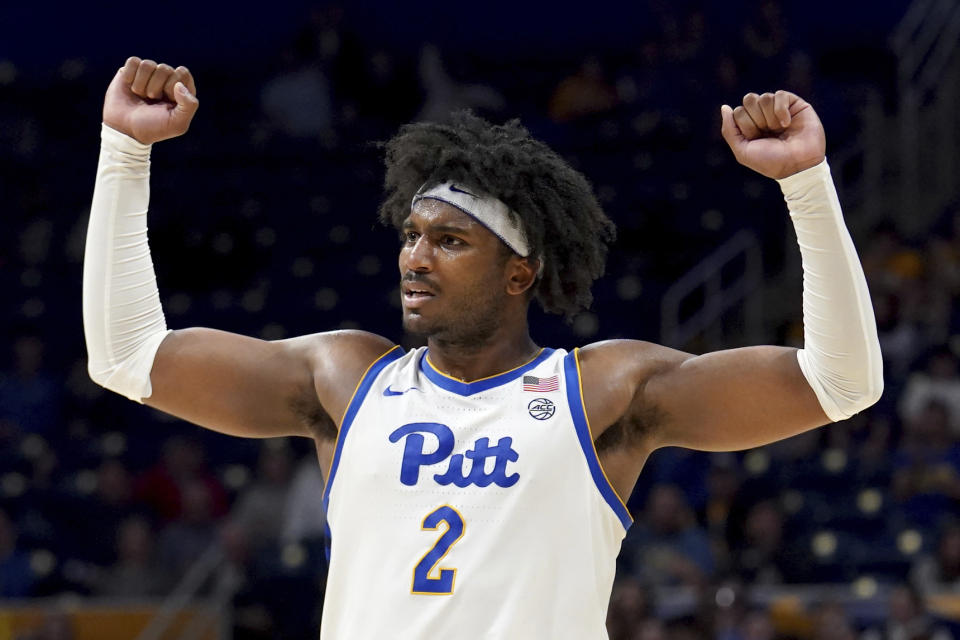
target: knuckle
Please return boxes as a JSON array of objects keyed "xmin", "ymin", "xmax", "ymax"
[{"xmin": 157, "ymin": 63, "xmax": 174, "ymax": 73}]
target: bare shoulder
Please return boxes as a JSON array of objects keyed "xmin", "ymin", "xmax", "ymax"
[
  {"xmin": 288, "ymin": 330, "xmax": 398, "ymax": 431},
  {"xmin": 284, "ymin": 329, "xmax": 397, "ymax": 366},
  {"xmin": 576, "ymin": 339, "xmax": 693, "ymax": 443},
  {"xmin": 579, "ymin": 338, "xmax": 691, "ymax": 377}
]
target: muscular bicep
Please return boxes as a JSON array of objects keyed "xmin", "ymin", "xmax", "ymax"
[
  {"xmin": 145, "ymin": 328, "xmax": 395, "ymax": 440},
  {"xmin": 645, "ymin": 345, "xmax": 830, "ymax": 451}
]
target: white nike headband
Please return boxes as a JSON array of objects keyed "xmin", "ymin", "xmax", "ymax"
[{"xmin": 411, "ymin": 181, "xmax": 532, "ymax": 257}]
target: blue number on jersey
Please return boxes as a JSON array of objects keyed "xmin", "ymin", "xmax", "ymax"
[{"xmin": 412, "ymin": 505, "xmax": 465, "ymax": 595}]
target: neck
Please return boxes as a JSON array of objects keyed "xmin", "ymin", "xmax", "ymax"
[{"xmin": 426, "ymin": 323, "xmax": 539, "ymax": 382}]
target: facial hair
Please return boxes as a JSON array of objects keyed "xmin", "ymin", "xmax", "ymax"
[{"xmin": 402, "ymin": 277, "xmax": 508, "ymax": 350}]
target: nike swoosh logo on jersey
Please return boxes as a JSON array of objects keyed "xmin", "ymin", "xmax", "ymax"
[
  {"xmin": 448, "ymin": 184, "xmax": 477, "ymax": 198},
  {"xmin": 383, "ymin": 385, "xmax": 421, "ymax": 396}
]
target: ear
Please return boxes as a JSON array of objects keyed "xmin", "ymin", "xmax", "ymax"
[{"xmin": 505, "ymin": 255, "xmax": 540, "ymax": 297}]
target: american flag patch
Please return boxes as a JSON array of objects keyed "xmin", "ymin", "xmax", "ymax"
[{"xmin": 522, "ymin": 375, "xmax": 559, "ymax": 392}]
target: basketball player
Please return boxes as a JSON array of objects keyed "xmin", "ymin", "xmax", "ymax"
[{"xmin": 84, "ymin": 57, "xmax": 882, "ymax": 638}]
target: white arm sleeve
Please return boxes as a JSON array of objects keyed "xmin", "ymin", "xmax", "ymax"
[
  {"xmin": 83, "ymin": 124, "xmax": 171, "ymax": 403},
  {"xmin": 778, "ymin": 160, "xmax": 883, "ymax": 422}
]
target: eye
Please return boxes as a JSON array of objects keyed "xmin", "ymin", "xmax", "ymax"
[
  {"xmin": 401, "ymin": 231, "xmax": 419, "ymax": 244},
  {"xmin": 441, "ymin": 235, "xmax": 464, "ymax": 246}
]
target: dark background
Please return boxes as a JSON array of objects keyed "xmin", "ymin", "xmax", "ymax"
[{"xmin": 3, "ymin": 2, "xmax": 960, "ymax": 639}]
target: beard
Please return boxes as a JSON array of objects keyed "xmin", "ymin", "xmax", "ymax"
[{"xmin": 402, "ymin": 282, "xmax": 507, "ymax": 350}]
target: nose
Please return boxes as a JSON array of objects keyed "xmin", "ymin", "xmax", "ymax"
[{"xmin": 400, "ymin": 235, "xmax": 433, "ymax": 273}]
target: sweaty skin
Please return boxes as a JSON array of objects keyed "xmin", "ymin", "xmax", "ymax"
[{"xmin": 103, "ymin": 57, "xmax": 830, "ymax": 500}]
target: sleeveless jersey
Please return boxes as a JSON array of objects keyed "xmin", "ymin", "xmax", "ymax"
[{"xmin": 320, "ymin": 346, "xmax": 632, "ymax": 639}]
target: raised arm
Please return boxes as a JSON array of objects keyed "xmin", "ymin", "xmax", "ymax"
[
  {"xmin": 84, "ymin": 57, "xmax": 393, "ymax": 441},
  {"xmin": 581, "ymin": 91, "xmax": 882, "ymax": 461}
]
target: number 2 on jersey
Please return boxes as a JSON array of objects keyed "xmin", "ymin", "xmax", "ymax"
[{"xmin": 412, "ymin": 505, "xmax": 465, "ymax": 595}]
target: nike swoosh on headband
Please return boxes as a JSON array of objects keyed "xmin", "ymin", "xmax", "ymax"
[
  {"xmin": 448, "ymin": 184, "xmax": 477, "ymax": 197},
  {"xmin": 412, "ymin": 181, "xmax": 531, "ymax": 256}
]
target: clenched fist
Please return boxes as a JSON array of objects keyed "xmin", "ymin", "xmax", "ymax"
[
  {"xmin": 103, "ymin": 57, "xmax": 199, "ymax": 145},
  {"xmin": 720, "ymin": 90, "xmax": 826, "ymax": 180}
]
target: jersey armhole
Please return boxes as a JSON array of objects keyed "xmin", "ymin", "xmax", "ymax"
[
  {"xmin": 563, "ymin": 348, "xmax": 633, "ymax": 530},
  {"xmin": 322, "ymin": 345, "xmax": 404, "ymax": 512}
]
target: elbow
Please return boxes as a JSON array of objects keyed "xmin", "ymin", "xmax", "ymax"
[
  {"xmin": 843, "ymin": 359, "xmax": 885, "ymax": 419},
  {"xmin": 87, "ymin": 358, "xmax": 110, "ymax": 389},
  {"xmin": 87, "ymin": 358, "xmax": 143, "ymax": 403},
  {"xmin": 863, "ymin": 359, "xmax": 885, "ymax": 410},
  {"xmin": 858, "ymin": 339, "xmax": 885, "ymax": 411},
  {"xmin": 87, "ymin": 358, "xmax": 124, "ymax": 396},
  {"xmin": 799, "ymin": 347, "xmax": 884, "ymax": 421}
]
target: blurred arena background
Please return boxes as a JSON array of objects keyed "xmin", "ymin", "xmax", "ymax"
[{"xmin": 2, "ymin": 1, "xmax": 960, "ymax": 638}]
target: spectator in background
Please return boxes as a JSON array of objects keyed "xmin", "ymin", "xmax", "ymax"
[
  {"xmin": 708, "ymin": 582, "xmax": 752, "ymax": 640},
  {"xmin": 731, "ymin": 499, "xmax": 807, "ymax": 584},
  {"xmin": 862, "ymin": 223, "xmax": 924, "ymax": 293},
  {"xmin": 814, "ymin": 602, "xmax": 857, "ymax": 640},
  {"xmin": 134, "ymin": 435, "xmax": 228, "ymax": 524},
  {"xmin": 94, "ymin": 514, "xmax": 171, "ymax": 598},
  {"xmin": 261, "ymin": 49, "xmax": 334, "ymax": 139},
  {"xmin": 415, "ymin": 44, "xmax": 504, "ymax": 124},
  {"xmin": 548, "ymin": 56, "xmax": 619, "ymax": 123},
  {"xmin": 661, "ymin": 8, "xmax": 706, "ymax": 65},
  {"xmin": 633, "ymin": 618, "xmax": 667, "ymax": 640},
  {"xmin": 0, "ymin": 334, "xmax": 61, "ymax": 438},
  {"xmin": 64, "ymin": 458, "xmax": 142, "ymax": 565},
  {"xmin": 622, "ymin": 484, "xmax": 714, "ymax": 586},
  {"xmin": 228, "ymin": 440, "xmax": 293, "ymax": 554},
  {"xmin": 738, "ymin": 609, "xmax": 778, "ymax": 640},
  {"xmin": 606, "ymin": 576, "xmax": 656, "ymax": 640},
  {"xmin": 281, "ymin": 454, "xmax": 327, "ymax": 544},
  {"xmin": 702, "ymin": 455, "xmax": 742, "ymax": 539},
  {"xmin": 875, "ymin": 291, "xmax": 924, "ymax": 380},
  {"xmin": 742, "ymin": 0, "xmax": 788, "ymax": 62},
  {"xmin": 259, "ymin": 5, "xmax": 353, "ymax": 141},
  {"xmin": 928, "ymin": 207, "xmax": 960, "ymax": 302},
  {"xmin": 349, "ymin": 48, "xmax": 419, "ymax": 129},
  {"xmin": 854, "ymin": 412, "xmax": 896, "ymax": 487},
  {"xmin": 911, "ymin": 521, "xmax": 960, "ymax": 594},
  {"xmin": 892, "ymin": 400, "xmax": 960, "ymax": 529},
  {"xmin": 900, "ymin": 348, "xmax": 960, "ymax": 435},
  {"xmin": 156, "ymin": 480, "xmax": 220, "ymax": 585},
  {"xmin": 860, "ymin": 584, "xmax": 954, "ymax": 640},
  {"xmin": 0, "ymin": 507, "xmax": 35, "ymax": 598}
]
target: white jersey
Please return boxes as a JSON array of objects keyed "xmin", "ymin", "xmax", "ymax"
[{"xmin": 320, "ymin": 346, "xmax": 632, "ymax": 639}]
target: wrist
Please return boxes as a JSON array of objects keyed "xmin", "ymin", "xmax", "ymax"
[
  {"xmin": 776, "ymin": 158, "xmax": 829, "ymax": 195},
  {"xmin": 101, "ymin": 123, "xmax": 152, "ymax": 156}
]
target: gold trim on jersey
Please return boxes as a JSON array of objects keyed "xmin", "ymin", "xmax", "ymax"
[
  {"xmin": 425, "ymin": 348, "xmax": 546, "ymax": 384},
  {"xmin": 323, "ymin": 344, "xmax": 403, "ymax": 496},
  {"xmin": 573, "ymin": 348, "xmax": 632, "ymax": 518}
]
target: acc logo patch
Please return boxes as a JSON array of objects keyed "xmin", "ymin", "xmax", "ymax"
[{"xmin": 527, "ymin": 397, "xmax": 556, "ymax": 420}]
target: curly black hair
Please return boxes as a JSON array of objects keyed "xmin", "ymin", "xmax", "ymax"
[{"xmin": 378, "ymin": 111, "xmax": 616, "ymax": 319}]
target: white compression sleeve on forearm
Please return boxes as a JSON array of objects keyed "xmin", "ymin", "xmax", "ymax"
[
  {"xmin": 83, "ymin": 123, "xmax": 171, "ymax": 403},
  {"xmin": 778, "ymin": 160, "xmax": 883, "ymax": 422}
]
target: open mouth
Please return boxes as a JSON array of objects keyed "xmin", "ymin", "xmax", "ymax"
[{"xmin": 401, "ymin": 285, "xmax": 436, "ymax": 306}]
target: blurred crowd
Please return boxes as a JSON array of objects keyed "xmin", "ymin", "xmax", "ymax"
[{"xmin": 1, "ymin": 1, "xmax": 959, "ymax": 639}]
